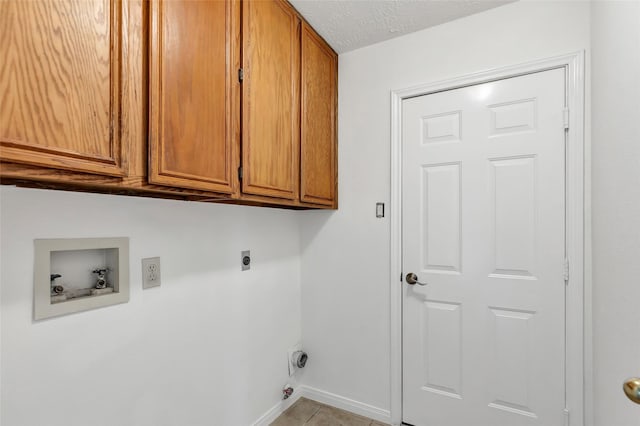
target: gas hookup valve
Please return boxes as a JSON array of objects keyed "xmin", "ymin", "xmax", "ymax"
[{"xmin": 282, "ymin": 384, "xmax": 294, "ymax": 400}]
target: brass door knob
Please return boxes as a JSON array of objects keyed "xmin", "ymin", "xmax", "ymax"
[{"xmin": 623, "ymin": 377, "xmax": 640, "ymax": 404}]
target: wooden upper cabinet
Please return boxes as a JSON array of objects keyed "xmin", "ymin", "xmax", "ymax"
[
  {"xmin": 149, "ymin": 0, "xmax": 239, "ymax": 194},
  {"xmin": 242, "ymin": 0, "xmax": 300, "ymax": 200},
  {"xmin": 300, "ymin": 23, "xmax": 337, "ymax": 207},
  {"xmin": 0, "ymin": 0, "xmax": 128, "ymax": 176},
  {"xmin": 0, "ymin": 0, "xmax": 338, "ymax": 209}
]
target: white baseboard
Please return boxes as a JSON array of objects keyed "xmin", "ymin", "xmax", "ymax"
[
  {"xmin": 251, "ymin": 391, "xmax": 302, "ymax": 426},
  {"xmin": 252, "ymin": 385, "xmax": 392, "ymax": 426},
  {"xmin": 298, "ymin": 385, "xmax": 391, "ymax": 424}
]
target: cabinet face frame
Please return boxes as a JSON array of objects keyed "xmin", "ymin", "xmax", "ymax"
[
  {"xmin": 241, "ymin": 0, "xmax": 301, "ymax": 200},
  {"xmin": 0, "ymin": 0, "xmax": 129, "ymax": 177},
  {"xmin": 148, "ymin": 0, "xmax": 241, "ymax": 194},
  {"xmin": 300, "ymin": 23, "xmax": 338, "ymax": 207}
]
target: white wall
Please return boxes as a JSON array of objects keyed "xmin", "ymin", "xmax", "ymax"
[
  {"xmin": 300, "ymin": 0, "xmax": 590, "ymax": 417},
  {"xmin": 0, "ymin": 186, "xmax": 302, "ymax": 426},
  {"xmin": 591, "ymin": 2, "xmax": 640, "ymax": 425}
]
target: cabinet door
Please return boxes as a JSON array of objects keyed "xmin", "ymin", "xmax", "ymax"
[
  {"xmin": 242, "ymin": 0, "xmax": 300, "ymax": 200},
  {"xmin": 149, "ymin": 0, "xmax": 239, "ymax": 194},
  {"xmin": 300, "ymin": 23, "xmax": 337, "ymax": 207},
  {"xmin": 0, "ymin": 0, "xmax": 128, "ymax": 176}
]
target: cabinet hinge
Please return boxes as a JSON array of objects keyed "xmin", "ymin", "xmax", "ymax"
[
  {"xmin": 563, "ymin": 107, "xmax": 570, "ymax": 130},
  {"xmin": 564, "ymin": 258, "xmax": 570, "ymax": 283},
  {"xmin": 238, "ymin": 68, "xmax": 244, "ymax": 83},
  {"xmin": 563, "ymin": 408, "xmax": 570, "ymax": 426},
  {"xmin": 238, "ymin": 166, "xmax": 243, "ymax": 180}
]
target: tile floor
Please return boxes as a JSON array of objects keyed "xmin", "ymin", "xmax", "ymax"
[{"xmin": 270, "ymin": 397, "xmax": 388, "ymax": 426}]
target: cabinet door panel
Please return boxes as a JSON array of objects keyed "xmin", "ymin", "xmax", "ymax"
[
  {"xmin": 149, "ymin": 0, "xmax": 238, "ymax": 193},
  {"xmin": 300, "ymin": 24, "xmax": 337, "ymax": 206},
  {"xmin": 0, "ymin": 0, "xmax": 127, "ymax": 176},
  {"xmin": 242, "ymin": 0, "xmax": 300, "ymax": 200}
]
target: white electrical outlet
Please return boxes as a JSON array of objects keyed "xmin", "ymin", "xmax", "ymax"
[
  {"xmin": 141, "ymin": 257, "xmax": 161, "ymax": 289},
  {"xmin": 287, "ymin": 343, "xmax": 302, "ymax": 376}
]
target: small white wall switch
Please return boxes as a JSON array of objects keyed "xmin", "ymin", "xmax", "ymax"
[
  {"xmin": 376, "ymin": 202, "xmax": 385, "ymax": 218},
  {"xmin": 141, "ymin": 257, "xmax": 161, "ymax": 288}
]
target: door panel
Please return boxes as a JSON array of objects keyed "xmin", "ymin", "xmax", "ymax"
[
  {"xmin": 300, "ymin": 23, "xmax": 337, "ymax": 206},
  {"xmin": 149, "ymin": 0, "xmax": 239, "ymax": 193},
  {"xmin": 487, "ymin": 307, "xmax": 536, "ymax": 417},
  {"xmin": 490, "ymin": 156, "xmax": 536, "ymax": 277},
  {"xmin": 402, "ymin": 68, "xmax": 566, "ymax": 426},
  {"xmin": 0, "ymin": 0, "xmax": 128, "ymax": 176},
  {"xmin": 421, "ymin": 163, "xmax": 461, "ymax": 273},
  {"xmin": 421, "ymin": 300, "xmax": 463, "ymax": 398},
  {"xmin": 242, "ymin": 0, "xmax": 300, "ymax": 200}
]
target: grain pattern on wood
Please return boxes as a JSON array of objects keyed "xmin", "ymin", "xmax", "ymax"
[
  {"xmin": 148, "ymin": 0, "xmax": 239, "ymax": 193},
  {"xmin": 0, "ymin": 0, "xmax": 128, "ymax": 176},
  {"xmin": 300, "ymin": 23, "xmax": 337, "ymax": 207},
  {"xmin": 121, "ymin": 0, "xmax": 146, "ymax": 179},
  {"xmin": 242, "ymin": 0, "xmax": 300, "ymax": 200}
]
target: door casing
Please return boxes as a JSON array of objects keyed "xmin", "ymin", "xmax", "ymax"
[{"xmin": 389, "ymin": 52, "xmax": 588, "ymax": 426}]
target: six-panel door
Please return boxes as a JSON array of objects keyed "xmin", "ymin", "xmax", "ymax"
[{"xmin": 402, "ymin": 69, "xmax": 567, "ymax": 426}]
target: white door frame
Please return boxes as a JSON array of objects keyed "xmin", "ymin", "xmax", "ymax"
[{"xmin": 389, "ymin": 51, "xmax": 588, "ymax": 426}]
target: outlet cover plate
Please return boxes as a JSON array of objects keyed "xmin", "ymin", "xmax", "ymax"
[
  {"xmin": 142, "ymin": 257, "xmax": 161, "ymax": 289},
  {"xmin": 241, "ymin": 250, "xmax": 250, "ymax": 271}
]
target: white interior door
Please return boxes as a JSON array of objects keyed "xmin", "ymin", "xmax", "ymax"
[{"xmin": 402, "ymin": 68, "xmax": 567, "ymax": 426}]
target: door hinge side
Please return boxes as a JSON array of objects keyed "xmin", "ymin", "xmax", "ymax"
[
  {"xmin": 238, "ymin": 68, "xmax": 244, "ymax": 83},
  {"xmin": 238, "ymin": 166, "xmax": 243, "ymax": 180},
  {"xmin": 563, "ymin": 408, "xmax": 570, "ymax": 426},
  {"xmin": 564, "ymin": 258, "xmax": 570, "ymax": 283},
  {"xmin": 563, "ymin": 107, "xmax": 570, "ymax": 130}
]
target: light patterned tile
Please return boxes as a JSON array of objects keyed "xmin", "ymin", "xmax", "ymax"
[
  {"xmin": 280, "ymin": 398, "xmax": 322, "ymax": 423},
  {"xmin": 270, "ymin": 398, "xmax": 381, "ymax": 426},
  {"xmin": 316, "ymin": 406, "xmax": 372, "ymax": 426},
  {"xmin": 270, "ymin": 413, "xmax": 305, "ymax": 426},
  {"xmin": 304, "ymin": 408, "xmax": 339, "ymax": 426}
]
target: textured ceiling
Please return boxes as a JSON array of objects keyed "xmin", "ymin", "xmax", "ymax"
[{"xmin": 289, "ymin": 0, "xmax": 515, "ymax": 53}]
